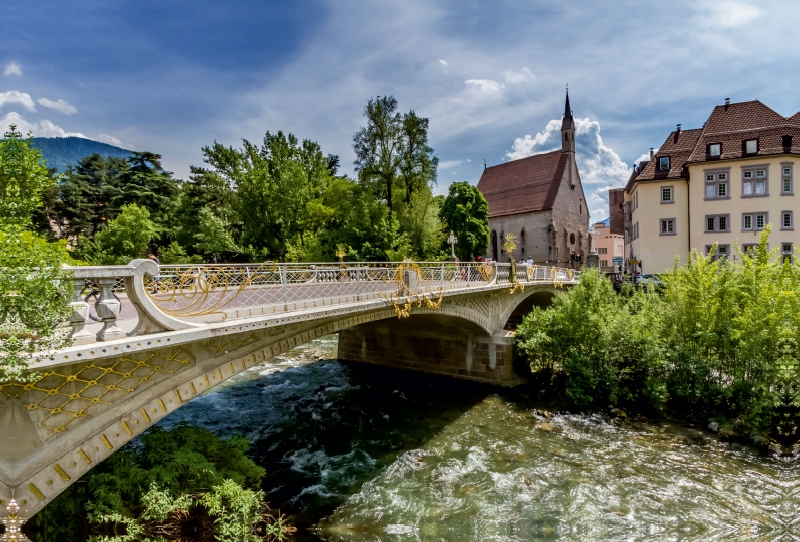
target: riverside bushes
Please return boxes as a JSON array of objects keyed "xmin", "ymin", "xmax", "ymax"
[
  {"xmin": 25, "ymin": 424, "xmax": 293, "ymax": 542},
  {"xmin": 516, "ymin": 226, "xmax": 800, "ymax": 440}
]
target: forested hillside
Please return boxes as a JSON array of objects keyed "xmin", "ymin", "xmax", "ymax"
[{"xmin": 30, "ymin": 137, "xmax": 131, "ymax": 172}]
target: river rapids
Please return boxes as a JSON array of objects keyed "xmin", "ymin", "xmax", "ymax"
[{"xmin": 153, "ymin": 334, "xmax": 799, "ymax": 542}]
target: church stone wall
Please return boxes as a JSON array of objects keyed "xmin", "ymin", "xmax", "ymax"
[
  {"xmin": 488, "ymin": 211, "xmax": 552, "ymax": 263},
  {"xmin": 550, "ymin": 157, "xmax": 590, "ymax": 266}
]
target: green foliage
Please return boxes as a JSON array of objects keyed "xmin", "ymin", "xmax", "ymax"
[
  {"xmin": 88, "ymin": 204, "xmax": 158, "ymax": 265},
  {"xmin": 195, "ymin": 131, "xmax": 334, "ymax": 261},
  {"xmin": 439, "ymin": 181, "xmax": 489, "ymax": 261},
  {"xmin": 0, "ymin": 228, "xmax": 73, "ymax": 381},
  {"xmin": 57, "ymin": 154, "xmax": 128, "ymax": 238},
  {"xmin": 0, "ymin": 125, "xmax": 53, "ymax": 227},
  {"xmin": 159, "ymin": 241, "xmax": 203, "ymax": 265},
  {"xmin": 27, "ymin": 425, "xmax": 288, "ymax": 542},
  {"xmin": 194, "ymin": 207, "xmax": 239, "ymax": 262},
  {"xmin": 516, "ymin": 227, "xmax": 800, "ymax": 438}
]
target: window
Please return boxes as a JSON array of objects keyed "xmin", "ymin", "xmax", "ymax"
[
  {"xmin": 661, "ymin": 186, "xmax": 674, "ymax": 203},
  {"xmin": 742, "ymin": 166, "xmax": 768, "ymax": 197},
  {"xmin": 782, "ymin": 210, "xmax": 793, "ymax": 230},
  {"xmin": 782, "ymin": 243, "xmax": 793, "ymax": 264},
  {"xmin": 660, "ymin": 218, "xmax": 676, "ymax": 235},
  {"xmin": 600, "ymin": 260, "xmax": 608, "ymax": 267},
  {"xmin": 745, "ymin": 139, "xmax": 758, "ymax": 154},
  {"xmin": 742, "ymin": 212, "xmax": 768, "ymax": 231},
  {"xmin": 705, "ymin": 170, "xmax": 729, "ymax": 199},
  {"xmin": 705, "ymin": 214, "xmax": 730, "ymax": 232},
  {"xmin": 706, "ymin": 244, "xmax": 730, "ymax": 261},
  {"xmin": 598, "ymin": 247, "xmax": 608, "ymax": 254},
  {"xmin": 782, "ymin": 164, "xmax": 793, "ymax": 195},
  {"xmin": 659, "ymin": 156, "xmax": 670, "ymax": 171},
  {"xmin": 709, "ymin": 143, "xmax": 721, "ymax": 157},
  {"xmin": 742, "ymin": 243, "xmax": 757, "ymax": 255}
]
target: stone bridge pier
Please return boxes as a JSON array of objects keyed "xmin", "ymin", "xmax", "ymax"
[{"xmin": 339, "ymin": 288, "xmax": 556, "ymax": 386}]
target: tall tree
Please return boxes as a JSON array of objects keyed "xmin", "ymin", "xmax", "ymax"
[
  {"xmin": 439, "ymin": 181, "xmax": 489, "ymax": 261},
  {"xmin": 195, "ymin": 131, "xmax": 334, "ymax": 260},
  {"xmin": 353, "ymin": 96, "xmax": 403, "ymax": 215},
  {"xmin": 0, "ymin": 124, "xmax": 52, "ymax": 227},
  {"xmin": 399, "ymin": 110, "xmax": 438, "ymax": 205},
  {"xmin": 57, "ymin": 154, "xmax": 126, "ymax": 238},
  {"xmin": 112, "ymin": 151, "xmax": 179, "ymax": 229}
]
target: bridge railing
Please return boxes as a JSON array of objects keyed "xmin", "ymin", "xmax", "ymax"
[{"xmin": 66, "ymin": 260, "xmax": 579, "ymax": 345}]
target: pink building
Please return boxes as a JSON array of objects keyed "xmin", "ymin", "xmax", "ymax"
[{"xmin": 593, "ymin": 220, "xmax": 624, "ymax": 273}]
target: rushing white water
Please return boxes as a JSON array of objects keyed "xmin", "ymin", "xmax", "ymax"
[{"xmin": 157, "ymin": 334, "xmax": 799, "ymax": 542}]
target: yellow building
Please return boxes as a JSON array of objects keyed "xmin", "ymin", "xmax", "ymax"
[{"xmin": 623, "ymin": 99, "xmax": 800, "ymax": 273}]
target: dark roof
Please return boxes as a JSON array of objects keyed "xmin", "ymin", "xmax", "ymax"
[
  {"xmin": 477, "ymin": 150, "xmax": 567, "ymax": 218},
  {"xmin": 687, "ymin": 100, "xmax": 800, "ymax": 162},
  {"xmin": 636, "ymin": 128, "xmax": 703, "ymax": 181}
]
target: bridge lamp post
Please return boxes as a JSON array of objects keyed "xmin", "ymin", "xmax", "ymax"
[{"xmin": 448, "ymin": 230, "xmax": 458, "ymax": 262}]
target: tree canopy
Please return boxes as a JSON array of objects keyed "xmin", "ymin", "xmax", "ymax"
[{"xmin": 439, "ymin": 181, "xmax": 489, "ymax": 261}]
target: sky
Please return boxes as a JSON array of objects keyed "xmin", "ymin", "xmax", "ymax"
[{"xmin": 2, "ymin": 0, "xmax": 800, "ymax": 221}]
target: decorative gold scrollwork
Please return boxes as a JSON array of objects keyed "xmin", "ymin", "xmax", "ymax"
[{"xmin": 378, "ymin": 261, "xmax": 445, "ymax": 318}]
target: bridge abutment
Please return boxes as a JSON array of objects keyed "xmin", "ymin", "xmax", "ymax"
[{"xmin": 338, "ymin": 317, "xmax": 525, "ymax": 386}]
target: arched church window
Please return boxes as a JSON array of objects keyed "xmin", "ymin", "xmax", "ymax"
[{"xmin": 570, "ymin": 233, "xmax": 576, "ymax": 245}]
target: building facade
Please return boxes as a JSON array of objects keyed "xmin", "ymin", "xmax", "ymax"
[
  {"xmin": 593, "ymin": 220, "xmax": 624, "ymax": 273},
  {"xmin": 477, "ymin": 92, "xmax": 590, "ymax": 267},
  {"xmin": 623, "ymin": 99, "xmax": 800, "ymax": 273}
]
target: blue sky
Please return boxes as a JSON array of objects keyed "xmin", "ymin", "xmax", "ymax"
[{"xmin": 2, "ymin": 0, "xmax": 799, "ymax": 220}]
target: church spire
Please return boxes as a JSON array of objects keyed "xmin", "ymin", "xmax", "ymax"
[{"xmin": 561, "ymin": 87, "xmax": 575, "ymax": 153}]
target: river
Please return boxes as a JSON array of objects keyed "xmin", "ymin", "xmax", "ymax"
[{"xmin": 143, "ymin": 334, "xmax": 800, "ymax": 541}]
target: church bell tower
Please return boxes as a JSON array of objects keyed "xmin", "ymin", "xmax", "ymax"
[{"xmin": 561, "ymin": 89, "xmax": 575, "ymax": 154}]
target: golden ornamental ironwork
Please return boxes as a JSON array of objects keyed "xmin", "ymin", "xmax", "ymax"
[
  {"xmin": 378, "ymin": 261, "xmax": 445, "ymax": 319},
  {"xmin": 0, "ymin": 349, "xmax": 193, "ymax": 438}
]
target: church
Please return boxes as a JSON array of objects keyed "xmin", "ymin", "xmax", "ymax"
[{"xmin": 476, "ymin": 91, "xmax": 590, "ymax": 267}]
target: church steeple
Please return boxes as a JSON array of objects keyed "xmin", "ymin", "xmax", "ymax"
[{"xmin": 561, "ymin": 88, "xmax": 575, "ymax": 153}]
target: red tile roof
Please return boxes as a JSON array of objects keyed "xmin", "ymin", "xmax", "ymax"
[
  {"xmin": 687, "ymin": 101, "xmax": 800, "ymax": 162},
  {"xmin": 628, "ymin": 100, "xmax": 800, "ymax": 195},
  {"xmin": 477, "ymin": 151, "xmax": 567, "ymax": 218},
  {"xmin": 636, "ymin": 128, "xmax": 702, "ymax": 181}
]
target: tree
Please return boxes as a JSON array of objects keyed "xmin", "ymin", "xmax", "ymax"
[
  {"xmin": 112, "ymin": 151, "xmax": 179, "ymax": 230},
  {"xmin": 353, "ymin": 96, "xmax": 402, "ymax": 216},
  {"xmin": 89, "ymin": 203, "xmax": 158, "ymax": 265},
  {"xmin": 439, "ymin": 181, "xmax": 489, "ymax": 261},
  {"xmin": 195, "ymin": 131, "xmax": 334, "ymax": 260},
  {"xmin": 399, "ymin": 110, "xmax": 438, "ymax": 205},
  {"xmin": 194, "ymin": 207, "xmax": 239, "ymax": 263},
  {"xmin": 0, "ymin": 125, "xmax": 72, "ymax": 381},
  {"xmin": 57, "ymin": 154, "xmax": 126, "ymax": 239},
  {"xmin": 0, "ymin": 125, "xmax": 52, "ymax": 227}
]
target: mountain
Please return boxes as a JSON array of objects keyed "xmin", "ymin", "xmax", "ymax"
[{"xmin": 30, "ymin": 137, "xmax": 132, "ymax": 173}]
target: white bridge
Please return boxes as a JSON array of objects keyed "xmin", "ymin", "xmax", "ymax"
[{"xmin": 0, "ymin": 259, "xmax": 579, "ymax": 520}]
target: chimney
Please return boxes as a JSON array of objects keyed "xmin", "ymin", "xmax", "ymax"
[
  {"xmin": 674, "ymin": 124, "xmax": 681, "ymax": 143},
  {"xmin": 724, "ymin": 97, "xmax": 730, "ymax": 110},
  {"xmin": 649, "ymin": 148, "xmax": 654, "ymax": 160}
]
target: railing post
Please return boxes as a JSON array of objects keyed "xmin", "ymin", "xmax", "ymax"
[
  {"xmin": 356, "ymin": 263, "xmax": 361, "ymax": 301},
  {"xmin": 95, "ymin": 277, "xmax": 126, "ymax": 341},
  {"xmin": 281, "ymin": 263, "xmax": 289, "ymax": 310},
  {"xmin": 68, "ymin": 278, "xmax": 94, "ymax": 345}
]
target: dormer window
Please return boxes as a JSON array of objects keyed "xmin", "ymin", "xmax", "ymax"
[
  {"xmin": 709, "ymin": 143, "xmax": 721, "ymax": 158},
  {"xmin": 659, "ymin": 156, "xmax": 670, "ymax": 171},
  {"xmin": 745, "ymin": 139, "xmax": 758, "ymax": 154}
]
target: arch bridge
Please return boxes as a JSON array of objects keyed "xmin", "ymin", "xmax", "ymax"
[{"xmin": 0, "ymin": 259, "xmax": 578, "ymax": 519}]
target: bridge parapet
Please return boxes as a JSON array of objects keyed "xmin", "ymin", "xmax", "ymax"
[{"xmin": 67, "ymin": 260, "xmax": 579, "ymax": 347}]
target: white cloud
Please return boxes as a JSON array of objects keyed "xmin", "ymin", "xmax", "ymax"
[
  {"xmin": 98, "ymin": 133, "xmax": 124, "ymax": 147},
  {"xmin": 0, "ymin": 112, "xmax": 86, "ymax": 138},
  {"xmin": 0, "ymin": 91, "xmax": 36, "ymax": 112},
  {"xmin": 507, "ymin": 117, "xmax": 633, "ymax": 218},
  {"xmin": 464, "ymin": 79, "xmax": 505, "ymax": 94},
  {"xmin": 503, "ymin": 67, "xmax": 535, "ymax": 85},
  {"xmin": 439, "ymin": 159, "xmax": 461, "ymax": 169},
  {"xmin": 439, "ymin": 59, "xmax": 447, "ymax": 66},
  {"xmin": 3, "ymin": 62, "xmax": 22, "ymax": 76},
  {"xmin": 700, "ymin": 1, "xmax": 762, "ymax": 28},
  {"xmin": 37, "ymin": 97, "xmax": 77, "ymax": 115}
]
